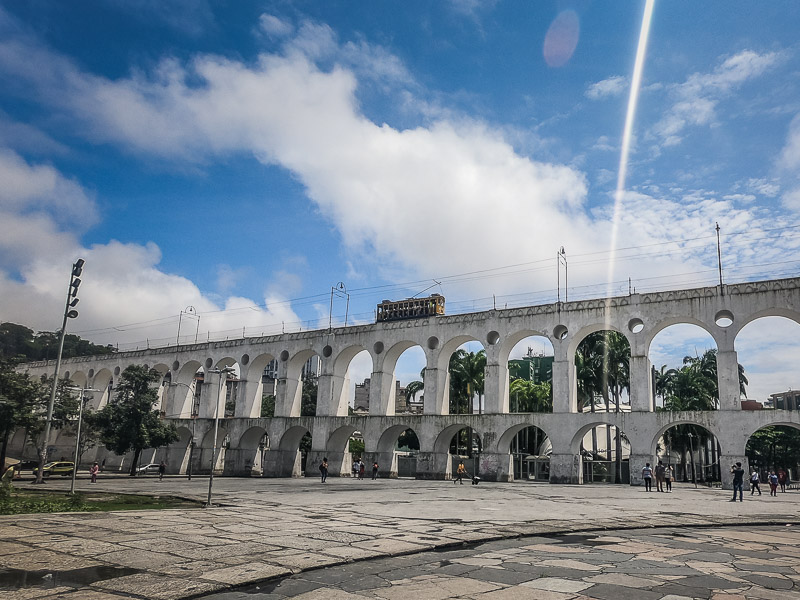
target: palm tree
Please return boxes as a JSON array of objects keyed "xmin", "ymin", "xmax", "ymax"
[{"xmin": 405, "ymin": 380, "xmax": 423, "ymax": 405}]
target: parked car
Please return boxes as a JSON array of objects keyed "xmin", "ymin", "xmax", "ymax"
[
  {"xmin": 33, "ymin": 461, "xmax": 75, "ymax": 477},
  {"xmin": 135, "ymin": 463, "xmax": 161, "ymax": 475}
]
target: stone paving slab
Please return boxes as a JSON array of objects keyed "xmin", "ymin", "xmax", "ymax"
[{"xmin": 1, "ymin": 476, "xmax": 798, "ymax": 598}]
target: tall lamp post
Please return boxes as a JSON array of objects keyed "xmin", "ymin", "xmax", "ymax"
[
  {"xmin": 66, "ymin": 385, "xmax": 101, "ymax": 495},
  {"xmin": 36, "ymin": 258, "xmax": 85, "ymax": 484},
  {"xmin": 687, "ymin": 431, "xmax": 698, "ymax": 488},
  {"xmin": 205, "ymin": 366, "xmax": 235, "ymax": 507}
]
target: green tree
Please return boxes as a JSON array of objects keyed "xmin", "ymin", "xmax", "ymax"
[
  {"xmin": 509, "ymin": 379, "xmax": 552, "ymax": 413},
  {"xmin": 0, "ymin": 363, "xmax": 41, "ymax": 471},
  {"xmin": 405, "ymin": 380, "xmax": 423, "ymax": 404},
  {"xmin": 261, "ymin": 394, "xmax": 276, "ymax": 417},
  {"xmin": 301, "ymin": 377, "xmax": 318, "ymax": 417},
  {"xmin": 94, "ymin": 365, "xmax": 179, "ymax": 476}
]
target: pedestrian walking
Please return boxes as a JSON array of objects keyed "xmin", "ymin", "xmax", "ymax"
[
  {"xmin": 665, "ymin": 465, "xmax": 673, "ymax": 492},
  {"xmin": 319, "ymin": 457, "xmax": 328, "ymax": 483},
  {"xmin": 158, "ymin": 460, "xmax": 166, "ymax": 482},
  {"xmin": 750, "ymin": 470, "xmax": 761, "ymax": 496},
  {"xmin": 778, "ymin": 469, "xmax": 787, "ymax": 492},
  {"xmin": 769, "ymin": 471, "xmax": 779, "ymax": 496},
  {"xmin": 655, "ymin": 461, "xmax": 666, "ymax": 492},
  {"xmin": 730, "ymin": 462, "xmax": 745, "ymax": 501},
  {"xmin": 358, "ymin": 460, "xmax": 365, "ymax": 480},
  {"xmin": 90, "ymin": 462, "xmax": 99, "ymax": 484},
  {"xmin": 371, "ymin": 461, "xmax": 379, "ymax": 480},
  {"xmin": 454, "ymin": 461, "xmax": 467, "ymax": 485},
  {"xmin": 642, "ymin": 463, "xmax": 653, "ymax": 492}
]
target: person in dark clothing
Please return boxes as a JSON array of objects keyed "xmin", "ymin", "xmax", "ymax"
[
  {"xmin": 655, "ymin": 461, "xmax": 666, "ymax": 492},
  {"xmin": 319, "ymin": 457, "xmax": 328, "ymax": 483},
  {"xmin": 371, "ymin": 461, "xmax": 379, "ymax": 480},
  {"xmin": 158, "ymin": 461, "xmax": 167, "ymax": 482},
  {"xmin": 730, "ymin": 462, "xmax": 745, "ymax": 501}
]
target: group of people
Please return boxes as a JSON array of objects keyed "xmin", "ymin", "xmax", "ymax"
[
  {"xmin": 318, "ymin": 458, "xmax": 379, "ymax": 482},
  {"xmin": 641, "ymin": 461, "xmax": 674, "ymax": 492},
  {"xmin": 746, "ymin": 467, "xmax": 790, "ymax": 498}
]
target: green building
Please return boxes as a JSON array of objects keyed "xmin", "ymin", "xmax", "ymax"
[{"xmin": 508, "ymin": 355, "xmax": 553, "ymax": 383}]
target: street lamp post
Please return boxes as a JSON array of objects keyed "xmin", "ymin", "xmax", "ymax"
[
  {"xmin": 36, "ymin": 258, "xmax": 85, "ymax": 484},
  {"xmin": 205, "ymin": 366, "xmax": 235, "ymax": 507},
  {"xmin": 687, "ymin": 431, "xmax": 697, "ymax": 488},
  {"xmin": 66, "ymin": 385, "xmax": 101, "ymax": 495}
]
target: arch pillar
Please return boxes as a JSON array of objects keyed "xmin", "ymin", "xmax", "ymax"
[
  {"xmin": 263, "ymin": 449, "xmax": 302, "ymax": 477},
  {"xmin": 483, "ymin": 361, "xmax": 507, "ymax": 414},
  {"xmin": 718, "ymin": 455, "xmax": 749, "ymax": 491},
  {"xmin": 549, "ymin": 453, "xmax": 581, "ymax": 484},
  {"xmin": 629, "ymin": 453, "xmax": 654, "ymax": 486},
  {"xmin": 275, "ymin": 361, "xmax": 300, "ymax": 417},
  {"xmin": 716, "ymin": 348, "xmax": 741, "ymax": 411},
  {"xmin": 423, "ymin": 356, "xmax": 446, "ymax": 415},
  {"xmin": 629, "ymin": 355, "xmax": 654, "ymax": 412},
  {"xmin": 478, "ymin": 452, "xmax": 513, "ymax": 482},
  {"xmin": 315, "ymin": 373, "xmax": 337, "ymax": 416},
  {"xmin": 551, "ymin": 356, "xmax": 571, "ymax": 413},
  {"xmin": 415, "ymin": 451, "xmax": 450, "ymax": 480},
  {"xmin": 368, "ymin": 369, "xmax": 396, "ymax": 416},
  {"xmin": 234, "ymin": 378, "xmax": 260, "ymax": 418},
  {"xmin": 198, "ymin": 380, "xmax": 221, "ymax": 419}
]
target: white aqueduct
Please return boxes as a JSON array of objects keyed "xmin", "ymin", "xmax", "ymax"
[{"xmin": 13, "ymin": 277, "xmax": 800, "ymax": 488}]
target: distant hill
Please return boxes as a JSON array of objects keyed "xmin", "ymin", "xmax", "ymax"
[{"xmin": 0, "ymin": 322, "xmax": 116, "ymax": 363}]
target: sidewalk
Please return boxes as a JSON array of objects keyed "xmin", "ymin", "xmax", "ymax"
[{"xmin": 2, "ymin": 476, "xmax": 799, "ymax": 599}]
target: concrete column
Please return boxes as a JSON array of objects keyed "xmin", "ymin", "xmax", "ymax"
[
  {"xmin": 372, "ymin": 451, "xmax": 398, "ymax": 478},
  {"xmin": 629, "ymin": 355, "xmax": 654, "ymax": 412},
  {"xmin": 234, "ymin": 379, "xmax": 260, "ymax": 418},
  {"xmin": 549, "ymin": 453, "xmax": 581, "ymax": 484},
  {"xmin": 315, "ymin": 373, "xmax": 336, "ymax": 416},
  {"xmin": 199, "ymin": 381, "xmax": 221, "ymax": 419},
  {"xmin": 478, "ymin": 452, "xmax": 513, "ymax": 482},
  {"xmin": 629, "ymin": 453, "xmax": 653, "ymax": 486},
  {"xmin": 423, "ymin": 366, "xmax": 447, "ymax": 415},
  {"xmin": 369, "ymin": 369, "xmax": 396, "ymax": 416},
  {"xmin": 415, "ymin": 451, "xmax": 451, "ymax": 480},
  {"xmin": 551, "ymin": 358, "xmax": 571, "ymax": 413},
  {"xmin": 719, "ymin": 455, "xmax": 749, "ymax": 491},
  {"xmin": 482, "ymin": 362, "xmax": 507, "ymax": 414},
  {"xmin": 717, "ymin": 349, "xmax": 741, "ymax": 410},
  {"xmin": 262, "ymin": 449, "xmax": 302, "ymax": 477}
]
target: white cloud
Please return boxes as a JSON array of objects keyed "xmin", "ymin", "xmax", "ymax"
[
  {"xmin": 782, "ymin": 187, "xmax": 800, "ymax": 212},
  {"xmin": 651, "ymin": 50, "xmax": 781, "ymax": 147},
  {"xmin": 779, "ymin": 113, "xmax": 800, "ymax": 171},
  {"xmin": 745, "ymin": 177, "xmax": 781, "ymax": 198},
  {"xmin": 585, "ymin": 75, "xmax": 626, "ymax": 100},
  {"xmin": 258, "ymin": 14, "xmax": 294, "ymax": 38}
]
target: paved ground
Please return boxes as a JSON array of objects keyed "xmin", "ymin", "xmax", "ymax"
[
  {"xmin": 203, "ymin": 525, "xmax": 800, "ymax": 600},
  {"xmin": 1, "ymin": 475, "xmax": 799, "ymax": 600}
]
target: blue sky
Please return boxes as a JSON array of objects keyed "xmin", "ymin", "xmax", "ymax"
[{"xmin": 1, "ymin": 1, "xmax": 800, "ymax": 399}]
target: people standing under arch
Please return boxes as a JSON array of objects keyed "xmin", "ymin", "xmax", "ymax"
[
  {"xmin": 750, "ymin": 469, "xmax": 761, "ymax": 496},
  {"xmin": 730, "ymin": 462, "xmax": 745, "ymax": 502},
  {"xmin": 769, "ymin": 471, "xmax": 779, "ymax": 496},
  {"xmin": 371, "ymin": 461, "xmax": 379, "ymax": 480},
  {"xmin": 655, "ymin": 461, "xmax": 666, "ymax": 492},
  {"xmin": 358, "ymin": 459, "xmax": 365, "ymax": 480},
  {"xmin": 455, "ymin": 461, "xmax": 467, "ymax": 485},
  {"xmin": 778, "ymin": 469, "xmax": 787, "ymax": 492},
  {"xmin": 641, "ymin": 463, "xmax": 653, "ymax": 492},
  {"xmin": 319, "ymin": 457, "xmax": 328, "ymax": 483},
  {"xmin": 665, "ymin": 464, "xmax": 673, "ymax": 492}
]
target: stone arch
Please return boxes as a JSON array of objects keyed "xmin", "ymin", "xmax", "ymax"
[
  {"xmin": 241, "ymin": 352, "xmax": 276, "ymax": 418},
  {"xmin": 373, "ymin": 340, "xmax": 423, "ymax": 416},
  {"xmin": 209, "ymin": 357, "xmax": 241, "ymax": 419},
  {"xmin": 740, "ymin": 420, "xmax": 800, "ymax": 455},
  {"xmin": 163, "ymin": 426, "xmax": 193, "ymax": 475},
  {"xmin": 230, "ymin": 426, "xmax": 270, "ymax": 476},
  {"xmin": 172, "ymin": 360, "xmax": 202, "ymax": 418},
  {"xmin": 435, "ymin": 335, "xmax": 484, "ymax": 416},
  {"xmin": 151, "ymin": 363, "xmax": 171, "ymax": 413},
  {"xmin": 375, "ymin": 424, "xmax": 420, "ymax": 478},
  {"xmin": 330, "ymin": 345, "xmax": 371, "ymax": 416},
  {"xmin": 90, "ymin": 368, "xmax": 114, "ymax": 410},
  {"xmin": 68, "ymin": 370, "xmax": 88, "ymax": 388},
  {"xmin": 498, "ymin": 423, "xmax": 552, "ymax": 482},
  {"xmin": 496, "ymin": 422, "xmax": 553, "ymax": 455},
  {"xmin": 198, "ymin": 423, "xmax": 229, "ymax": 475},
  {"xmin": 268, "ymin": 424, "xmax": 311, "ymax": 477},
  {"xmin": 654, "ymin": 421, "xmax": 721, "ymax": 484},
  {"xmin": 282, "ymin": 349, "xmax": 319, "ymax": 417},
  {"xmin": 731, "ymin": 307, "xmax": 800, "ymax": 337},
  {"xmin": 433, "ymin": 422, "xmax": 478, "ymax": 455},
  {"xmin": 643, "ymin": 316, "xmax": 717, "ymax": 356},
  {"xmin": 568, "ymin": 419, "xmax": 632, "ymax": 484}
]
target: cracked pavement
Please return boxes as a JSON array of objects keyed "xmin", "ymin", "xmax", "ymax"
[{"xmin": 1, "ymin": 475, "xmax": 799, "ymax": 599}]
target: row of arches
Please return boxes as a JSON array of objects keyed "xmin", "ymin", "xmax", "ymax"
[{"xmin": 58, "ymin": 314, "xmax": 799, "ymax": 421}]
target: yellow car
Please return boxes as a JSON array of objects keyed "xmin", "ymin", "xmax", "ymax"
[{"xmin": 33, "ymin": 461, "xmax": 75, "ymax": 477}]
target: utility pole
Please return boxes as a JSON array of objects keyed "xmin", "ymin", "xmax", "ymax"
[
  {"xmin": 715, "ymin": 222, "xmax": 724, "ymax": 295},
  {"xmin": 36, "ymin": 259, "xmax": 85, "ymax": 484}
]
